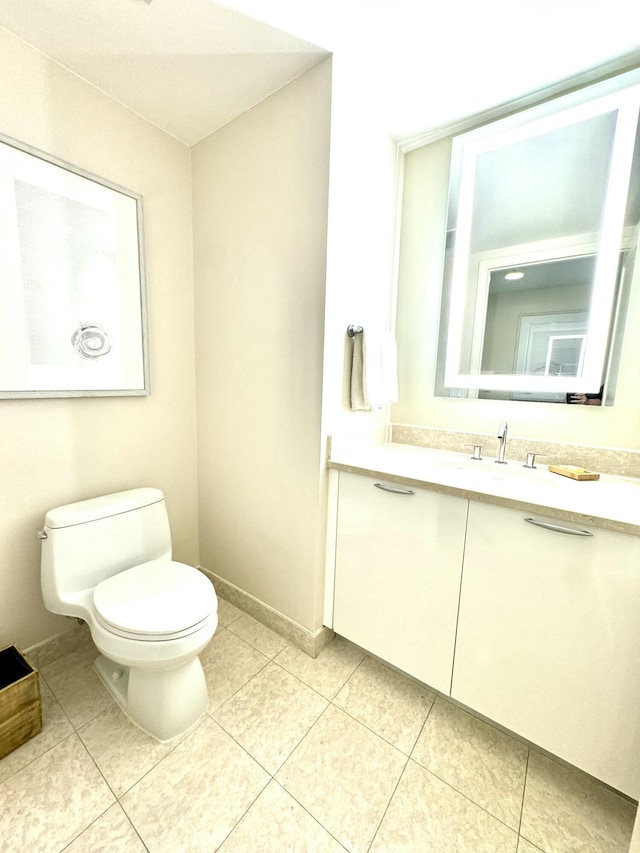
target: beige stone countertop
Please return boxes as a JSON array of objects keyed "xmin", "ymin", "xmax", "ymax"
[{"xmin": 328, "ymin": 443, "xmax": 640, "ymax": 537}]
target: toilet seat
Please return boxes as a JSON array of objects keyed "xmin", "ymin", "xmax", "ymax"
[{"xmin": 93, "ymin": 559, "xmax": 216, "ymax": 641}]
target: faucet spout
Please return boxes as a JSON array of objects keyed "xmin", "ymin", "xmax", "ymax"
[{"xmin": 496, "ymin": 421, "xmax": 508, "ymax": 464}]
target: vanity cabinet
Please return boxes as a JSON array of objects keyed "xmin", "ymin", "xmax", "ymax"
[
  {"xmin": 452, "ymin": 500, "xmax": 640, "ymax": 797},
  {"xmin": 333, "ymin": 471, "xmax": 468, "ymax": 695}
]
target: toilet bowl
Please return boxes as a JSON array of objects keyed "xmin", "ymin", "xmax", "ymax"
[{"xmin": 40, "ymin": 488, "xmax": 218, "ymax": 741}]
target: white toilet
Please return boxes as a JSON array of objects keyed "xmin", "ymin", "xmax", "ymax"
[{"xmin": 40, "ymin": 487, "xmax": 218, "ymax": 741}]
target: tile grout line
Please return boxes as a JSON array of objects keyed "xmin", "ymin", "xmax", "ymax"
[
  {"xmin": 204, "ymin": 641, "xmax": 378, "ymax": 845},
  {"xmin": 270, "ymin": 777, "xmax": 351, "ymax": 852},
  {"xmin": 206, "ymin": 653, "xmax": 272, "ymax": 716},
  {"xmin": 517, "ymin": 748, "xmax": 531, "ymax": 839},
  {"xmin": 207, "ymin": 695, "xmax": 343, "ymax": 850},
  {"xmin": 22, "ymin": 617, "xmax": 632, "ymax": 853},
  {"xmin": 408, "ymin": 757, "xmax": 523, "ymax": 839},
  {"xmin": 0, "ymin": 729, "xmax": 78, "ymax": 788},
  {"xmin": 56, "ymin": 734, "xmax": 122, "ymax": 853},
  {"xmin": 18, "ymin": 625, "xmax": 632, "ymax": 853},
  {"xmin": 271, "ymin": 644, "xmax": 365, "ymax": 703},
  {"xmin": 366, "ymin": 753, "xmax": 413, "ymax": 852},
  {"xmin": 210, "ymin": 775, "xmax": 272, "ymax": 852},
  {"xmin": 269, "ymin": 700, "xmax": 379, "ymax": 852}
]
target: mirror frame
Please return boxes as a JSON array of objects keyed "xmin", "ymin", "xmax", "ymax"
[{"xmin": 443, "ymin": 68, "xmax": 640, "ymax": 394}]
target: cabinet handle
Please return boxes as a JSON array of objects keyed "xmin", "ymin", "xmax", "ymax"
[
  {"xmin": 524, "ymin": 517, "xmax": 593, "ymax": 536},
  {"xmin": 374, "ymin": 483, "xmax": 415, "ymax": 495}
]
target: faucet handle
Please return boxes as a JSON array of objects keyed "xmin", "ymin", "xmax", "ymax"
[
  {"xmin": 523, "ymin": 452, "xmax": 547, "ymax": 469},
  {"xmin": 466, "ymin": 444, "xmax": 483, "ymax": 460}
]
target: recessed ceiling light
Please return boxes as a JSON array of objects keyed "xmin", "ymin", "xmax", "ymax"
[{"xmin": 504, "ymin": 270, "xmax": 525, "ymax": 281}]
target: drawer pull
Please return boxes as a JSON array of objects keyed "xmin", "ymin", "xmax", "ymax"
[
  {"xmin": 374, "ymin": 483, "xmax": 415, "ymax": 495},
  {"xmin": 524, "ymin": 517, "xmax": 593, "ymax": 536}
]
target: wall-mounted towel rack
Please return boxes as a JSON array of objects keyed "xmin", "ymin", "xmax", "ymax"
[{"xmin": 347, "ymin": 325, "xmax": 364, "ymax": 337}]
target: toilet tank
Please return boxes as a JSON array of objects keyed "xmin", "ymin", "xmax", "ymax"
[{"xmin": 41, "ymin": 488, "xmax": 173, "ymax": 614}]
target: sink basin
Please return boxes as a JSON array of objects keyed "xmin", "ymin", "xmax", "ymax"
[
  {"xmin": 429, "ymin": 456, "xmax": 561, "ymax": 491},
  {"xmin": 434, "ymin": 456, "xmax": 540, "ymax": 475}
]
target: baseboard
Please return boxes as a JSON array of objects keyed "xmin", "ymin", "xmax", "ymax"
[
  {"xmin": 23, "ymin": 618, "xmax": 89, "ymax": 669},
  {"xmin": 199, "ymin": 568, "xmax": 334, "ymax": 659}
]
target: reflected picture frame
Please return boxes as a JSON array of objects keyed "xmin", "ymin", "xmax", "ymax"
[{"xmin": 0, "ymin": 132, "xmax": 149, "ymax": 398}]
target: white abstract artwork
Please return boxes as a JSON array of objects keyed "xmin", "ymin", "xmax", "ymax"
[{"xmin": 0, "ymin": 134, "xmax": 148, "ymax": 397}]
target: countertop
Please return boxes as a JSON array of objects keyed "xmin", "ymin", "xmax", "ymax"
[{"xmin": 328, "ymin": 443, "xmax": 640, "ymax": 536}]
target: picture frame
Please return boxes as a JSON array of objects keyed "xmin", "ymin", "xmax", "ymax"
[{"xmin": 0, "ymin": 132, "xmax": 149, "ymax": 398}]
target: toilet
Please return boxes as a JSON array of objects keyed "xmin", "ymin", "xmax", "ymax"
[{"xmin": 39, "ymin": 487, "xmax": 218, "ymax": 741}]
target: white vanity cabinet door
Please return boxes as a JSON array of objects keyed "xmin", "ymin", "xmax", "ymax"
[
  {"xmin": 452, "ymin": 500, "xmax": 640, "ymax": 798},
  {"xmin": 333, "ymin": 471, "xmax": 468, "ymax": 695}
]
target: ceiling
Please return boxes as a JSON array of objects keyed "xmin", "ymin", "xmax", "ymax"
[
  {"xmin": 490, "ymin": 256, "xmax": 596, "ymax": 295},
  {"xmin": 0, "ymin": 0, "xmax": 327, "ymax": 146},
  {"xmin": 1, "ymin": 0, "xmax": 640, "ymax": 147}
]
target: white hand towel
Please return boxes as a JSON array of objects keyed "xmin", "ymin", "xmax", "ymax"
[{"xmin": 350, "ymin": 330, "xmax": 399, "ymax": 411}]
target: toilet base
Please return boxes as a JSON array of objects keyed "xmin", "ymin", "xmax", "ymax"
[{"xmin": 94, "ymin": 654, "xmax": 209, "ymax": 742}]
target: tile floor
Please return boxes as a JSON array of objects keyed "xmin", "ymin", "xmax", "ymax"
[{"xmin": 0, "ymin": 598, "xmax": 636, "ymax": 852}]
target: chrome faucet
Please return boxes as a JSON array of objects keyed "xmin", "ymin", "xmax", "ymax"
[{"xmin": 496, "ymin": 421, "xmax": 508, "ymax": 464}]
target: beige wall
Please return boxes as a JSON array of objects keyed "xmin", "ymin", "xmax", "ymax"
[
  {"xmin": 320, "ymin": 54, "xmax": 401, "ymax": 441},
  {"xmin": 192, "ymin": 60, "xmax": 332, "ymax": 633},
  {"xmin": 394, "ymin": 138, "xmax": 640, "ymax": 449},
  {"xmin": 0, "ymin": 30, "xmax": 199, "ymax": 649}
]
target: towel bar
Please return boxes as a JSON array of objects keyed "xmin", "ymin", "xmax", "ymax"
[{"xmin": 347, "ymin": 325, "xmax": 364, "ymax": 337}]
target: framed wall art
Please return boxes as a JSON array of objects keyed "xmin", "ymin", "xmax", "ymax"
[{"xmin": 0, "ymin": 132, "xmax": 149, "ymax": 398}]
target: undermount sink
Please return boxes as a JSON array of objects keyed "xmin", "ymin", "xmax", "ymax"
[
  {"xmin": 431, "ymin": 456, "xmax": 561, "ymax": 488},
  {"xmin": 435, "ymin": 456, "xmax": 542, "ymax": 474}
]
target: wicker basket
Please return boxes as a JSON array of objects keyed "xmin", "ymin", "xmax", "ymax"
[{"xmin": 0, "ymin": 645, "xmax": 42, "ymax": 760}]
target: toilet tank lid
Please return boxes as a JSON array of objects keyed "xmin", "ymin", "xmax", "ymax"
[{"xmin": 45, "ymin": 488, "xmax": 165, "ymax": 529}]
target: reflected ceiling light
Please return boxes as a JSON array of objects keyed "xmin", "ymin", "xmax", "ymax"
[{"xmin": 504, "ymin": 270, "xmax": 525, "ymax": 281}]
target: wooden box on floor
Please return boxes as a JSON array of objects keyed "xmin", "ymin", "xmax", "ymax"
[{"xmin": 0, "ymin": 645, "xmax": 42, "ymax": 760}]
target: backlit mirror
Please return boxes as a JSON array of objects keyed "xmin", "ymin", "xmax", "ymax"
[{"xmin": 438, "ymin": 67, "xmax": 640, "ymax": 404}]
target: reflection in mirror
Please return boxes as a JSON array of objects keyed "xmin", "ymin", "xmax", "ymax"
[
  {"xmin": 483, "ymin": 256, "xmax": 593, "ymax": 402},
  {"xmin": 436, "ymin": 67, "xmax": 640, "ymax": 404}
]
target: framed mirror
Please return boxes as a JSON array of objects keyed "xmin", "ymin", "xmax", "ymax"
[
  {"xmin": 439, "ymin": 67, "xmax": 640, "ymax": 403},
  {"xmin": 0, "ymin": 133, "xmax": 149, "ymax": 398}
]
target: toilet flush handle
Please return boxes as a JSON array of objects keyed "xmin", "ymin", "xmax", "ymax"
[{"xmin": 35, "ymin": 529, "xmax": 48, "ymax": 539}]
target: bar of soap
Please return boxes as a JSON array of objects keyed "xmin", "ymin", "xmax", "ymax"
[{"xmin": 548, "ymin": 464, "xmax": 600, "ymax": 481}]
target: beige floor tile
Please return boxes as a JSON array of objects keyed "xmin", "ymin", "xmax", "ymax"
[
  {"xmin": 218, "ymin": 780, "xmax": 345, "ymax": 852},
  {"xmin": 0, "ymin": 734, "xmax": 115, "ymax": 853},
  {"xmin": 520, "ymin": 749, "xmax": 635, "ymax": 853},
  {"xmin": 213, "ymin": 661, "xmax": 328, "ymax": 774},
  {"xmin": 276, "ymin": 704, "xmax": 406, "ymax": 853},
  {"xmin": 121, "ymin": 715, "xmax": 270, "ymax": 853},
  {"xmin": 412, "ymin": 696, "xmax": 528, "ymax": 829},
  {"xmin": 11, "ymin": 628, "xmax": 633, "ymax": 853},
  {"xmin": 275, "ymin": 635, "xmax": 366, "ymax": 699},
  {"xmin": 0, "ymin": 681, "xmax": 73, "ymax": 783},
  {"xmin": 78, "ymin": 702, "xmax": 184, "ymax": 797},
  {"xmin": 200, "ymin": 627, "xmax": 270, "ymax": 712},
  {"xmin": 217, "ymin": 597, "xmax": 244, "ymax": 627},
  {"xmin": 334, "ymin": 655, "xmax": 435, "ymax": 753},
  {"xmin": 64, "ymin": 802, "xmax": 146, "ymax": 852},
  {"xmin": 42, "ymin": 652, "xmax": 116, "ymax": 729},
  {"xmin": 227, "ymin": 613, "xmax": 290, "ymax": 658},
  {"xmin": 370, "ymin": 759, "xmax": 518, "ymax": 853}
]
